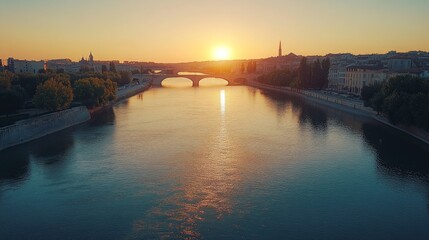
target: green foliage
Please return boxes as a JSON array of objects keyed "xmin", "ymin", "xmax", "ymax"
[
  {"xmin": 0, "ymin": 87, "xmax": 25, "ymax": 115},
  {"xmin": 297, "ymin": 57, "xmax": 330, "ymax": 89},
  {"xmin": 365, "ymin": 75, "xmax": 429, "ymax": 130},
  {"xmin": 73, "ymin": 77, "xmax": 117, "ymax": 107},
  {"xmin": 257, "ymin": 69, "xmax": 297, "ymax": 87},
  {"xmin": 11, "ymin": 73, "xmax": 53, "ymax": 99},
  {"xmin": 0, "ymin": 72, "xmax": 12, "ymax": 90},
  {"xmin": 33, "ymin": 77, "xmax": 74, "ymax": 111},
  {"xmin": 118, "ymin": 71, "xmax": 131, "ymax": 86},
  {"xmin": 361, "ymin": 82, "xmax": 382, "ymax": 107}
]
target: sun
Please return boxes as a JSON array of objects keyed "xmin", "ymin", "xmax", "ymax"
[{"xmin": 213, "ymin": 46, "xmax": 231, "ymax": 60}]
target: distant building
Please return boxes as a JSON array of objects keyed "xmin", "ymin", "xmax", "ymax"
[
  {"xmin": 345, "ymin": 66, "xmax": 387, "ymax": 95},
  {"xmin": 278, "ymin": 41, "xmax": 282, "ymax": 57},
  {"xmin": 387, "ymin": 56, "xmax": 415, "ymax": 71},
  {"xmin": 0, "ymin": 59, "xmax": 3, "ymax": 71},
  {"xmin": 7, "ymin": 58, "xmax": 45, "ymax": 74},
  {"xmin": 328, "ymin": 64, "xmax": 348, "ymax": 90},
  {"xmin": 89, "ymin": 52, "xmax": 94, "ymax": 64}
]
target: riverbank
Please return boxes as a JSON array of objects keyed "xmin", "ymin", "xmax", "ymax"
[
  {"xmin": 0, "ymin": 81, "xmax": 152, "ymax": 152},
  {"xmin": 246, "ymin": 80, "xmax": 429, "ymax": 145},
  {"xmin": 89, "ymin": 81, "xmax": 151, "ymax": 116},
  {"xmin": 0, "ymin": 106, "xmax": 90, "ymax": 151}
]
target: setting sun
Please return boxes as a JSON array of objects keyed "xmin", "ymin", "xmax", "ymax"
[{"xmin": 213, "ymin": 46, "xmax": 231, "ymax": 61}]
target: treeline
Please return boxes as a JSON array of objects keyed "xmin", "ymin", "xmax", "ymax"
[
  {"xmin": 297, "ymin": 57, "xmax": 330, "ymax": 89},
  {"xmin": 362, "ymin": 75, "xmax": 429, "ymax": 131},
  {"xmin": 257, "ymin": 69, "xmax": 298, "ymax": 87},
  {"xmin": 256, "ymin": 57, "xmax": 330, "ymax": 89},
  {"xmin": 0, "ymin": 71, "xmax": 123, "ymax": 114}
]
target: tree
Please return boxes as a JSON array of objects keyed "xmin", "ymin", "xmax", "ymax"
[
  {"xmin": 73, "ymin": 77, "xmax": 117, "ymax": 107},
  {"xmin": 321, "ymin": 58, "xmax": 330, "ymax": 89},
  {"xmin": 364, "ymin": 75, "xmax": 429, "ymax": 129},
  {"xmin": 118, "ymin": 71, "xmax": 131, "ymax": 86},
  {"xmin": 131, "ymin": 69, "xmax": 140, "ymax": 75},
  {"xmin": 361, "ymin": 83, "xmax": 382, "ymax": 107},
  {"xmin": 0, "ymin": 85, "xmax": 26, "ymax": 115},
  {"xmin": 0, "ymin": 90, "xmax": 24, "ymax": 115},
  {"xmin": 298, "ymin": 57, "xmax": 308, "ymax": 89},
  {"xmin": 109, "ymin": 61, "xmax": 117, "ymax": 73},
  {"xmin": 311, "ymin": 59, "xmax": 322, "ymax": 89},
  {"xmin": 33, "ymin": 77, "xmax": 74, "ymax": 111},
  {"xmin": 0, "ymin": 73, "xmax": 12, "ymax": 90},
  {"xmin": 101, "ymin": 65, "xmax": 108, "ymax": 73}
]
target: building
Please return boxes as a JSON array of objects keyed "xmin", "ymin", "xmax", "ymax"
[
  {"xmin": 278, "ymin": 41, "xmax": 282, "ymax": 57},
  {"xmin": 345, "ymin": 66, "xmax": 387, "ymax": 95},
  {"xmin": 387, "ymin": 56, "xmax": 415, "ymax": 71},
  {"xmin": 0, "ymin": 59, "xmax": 3, "ymax": 71},
  {"xmin": 7, "ymin": 58, "xmax": 45, "ymax": 73},
  {"xmin": 328, "ymin": 64, "xmax": 348, "ymax": 91}
]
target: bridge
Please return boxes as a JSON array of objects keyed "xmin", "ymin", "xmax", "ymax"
[{"xmin": 132, "ymin": 73, "xmax": 253, "ymax": 87}]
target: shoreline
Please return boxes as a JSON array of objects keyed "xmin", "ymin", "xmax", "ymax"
[
  {"xmin": 0, "ymin": 81, "xmax": 152, "ymax": 152},
  {"xmin": 89, "ymin": 81, "xmax": 151, "ymax": 116},
  {"xmin": 246, "ymin": 80, "xmax": 429, "ymax": 145}
]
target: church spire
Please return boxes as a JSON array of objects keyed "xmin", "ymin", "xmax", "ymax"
[
  {"xmin": 278, "ymin": 41, "xmax": 282, "ymax": 57},
  {"xmin": 89, "ymin": 52, "xmax": 94, "ymax": 63}
]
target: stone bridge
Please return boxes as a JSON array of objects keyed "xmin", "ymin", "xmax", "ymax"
[{"xmin": 132, "ymin": 73, "xmax": 253, "ymax": 87}]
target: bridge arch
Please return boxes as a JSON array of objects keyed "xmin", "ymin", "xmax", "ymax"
[
  {"xmin": 161, "ymin": 77, "xmax": 193, "ymax": 88},
  {"xmin": 199, "ymin": 77, "xmax": 229, "ymax": 87}
]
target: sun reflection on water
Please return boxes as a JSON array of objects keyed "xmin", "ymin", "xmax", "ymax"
[{"xmin": 130, "ymin": 88, "xmax": 243, "ymax": 239}]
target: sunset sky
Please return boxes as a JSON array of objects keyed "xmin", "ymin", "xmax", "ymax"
[{"xmin": 1, "ymin": 0, "xmax": 428, "ymax": 63}]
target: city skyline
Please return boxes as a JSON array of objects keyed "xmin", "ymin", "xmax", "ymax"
[{"xmin": 1, "ymin": 0, "xmax": 429, "ymax": 62}]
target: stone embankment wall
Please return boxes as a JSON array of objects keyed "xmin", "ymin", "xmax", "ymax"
[
  {"xmin": 247, "ymin": 81, "xmax": 429, "ymax": 145},
  {"xmin": 247, "ymin": 81, "xmax": 375, "ymax": 117},
  {"xmin": 0, "ymin": 106, "xmax": 90, "ymax": 151},
  {"xmin": 116, "ymin": 82, "xmax": 151, "ymax": 102}
]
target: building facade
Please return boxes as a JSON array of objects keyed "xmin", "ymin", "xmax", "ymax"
[
  {"xmin": 345, "ymin": 66, "xmax": 387, "ymax": 95},
  {"xmin": 7, "ymin": 58, "xmax": 45, "ymax": 73},
  {"xmin": 328, "ymin": 64, "xmax": 347, "ymax": 91}
]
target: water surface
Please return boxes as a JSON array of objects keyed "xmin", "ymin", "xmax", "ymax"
[{"xmin": 1, "ymin": 83, "xmax": 429, "ymax": 239}]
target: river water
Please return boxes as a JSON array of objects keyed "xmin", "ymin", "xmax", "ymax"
[{"xmin": 1, "ymin": 80, "xmax": 429, "ymax": 239}]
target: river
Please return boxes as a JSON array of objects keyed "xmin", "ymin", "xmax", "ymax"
[{"xmin": 1, "ymin": 79, "xmax": 429, "ymax": 239}]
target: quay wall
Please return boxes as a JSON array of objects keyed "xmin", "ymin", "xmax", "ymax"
[
  {"xmin": 247, "ymin": 81, "xmax": 429, "ymax": 145},
  {"xmin": 0, "ymin": 106, "xmax": 90, "ymax": 151}
]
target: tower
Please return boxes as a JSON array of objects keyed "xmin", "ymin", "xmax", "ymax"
[
  {"xmin": 89, "ymin": 52, "xmax": 94, "ymax": 63},
  {"xmin": 278, "ymin": 41, "xmax": 282, "ymax": 57}
]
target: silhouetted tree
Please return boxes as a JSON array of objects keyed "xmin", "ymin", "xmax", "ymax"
[
  {"xmin": 109, "ymin": 61, "xmax": 117, "ymax": 73},
  {"xmin": 33, "ymin": 77, "xmax": 73, "ymax": 111},
  {"xmin": 298, "ymin": 57, "xmax": 308, "ymax": 89},
  {"xmin": 73, "ymin": 77, "xmax": 117, "ymax": 107},
  {"xmin": 101, "ymin": 65, "xmax": 108, "ymax": 73}
]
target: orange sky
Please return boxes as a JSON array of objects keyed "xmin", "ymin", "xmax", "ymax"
[{"xmin": 1, "ymin": 0, "xmax": 428, "ymax": 63}]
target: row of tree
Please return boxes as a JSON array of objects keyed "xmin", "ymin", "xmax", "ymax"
[
  {"xmin": 33, "ymin": 75, "xmax": 117, "ymax": 111},
  {"xmin": 297, "ymin": 57, "xmax": 330, "ymax": 89},
  {"xmin": 257, "ymin": 69, "xmax": 298, "ymax": 87},
  {"xmin": 362, "ymin": 75, "xmax": 429, "ymax": 131},
  {"xmin": 0, "ymin": 72, "xmax": 119, "ymax": 114},
  {"xmin": 2, "ymin": 71, "xmax": 130, "ymax": 100},
  {"xmin": 256, "ymin": 57, "xmax": 330, "ymax": 89}
]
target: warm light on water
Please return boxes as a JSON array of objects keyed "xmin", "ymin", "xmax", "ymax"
[
  {"xmin": 1, "ymin": 84, "xmax": 429, "ymax": 239},
  {"xmin": 200, "ymin": 78, "xmax": 228, "ymax": 87},
  {"xmin": 220, "ymin": 89, "xmax": 226, "ymax": 115},
  {"xmin": 161, "ymin": 77, "xmax": 229, "ymax": 88},
  {"xmin": 161, "ymin": 77, "xmax": 193, "ymax": 88}
]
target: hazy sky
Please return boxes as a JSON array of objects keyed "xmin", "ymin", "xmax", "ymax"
[{"xmin": 1, "ymin": 0, "xmax": 428, "ymax": 62}]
